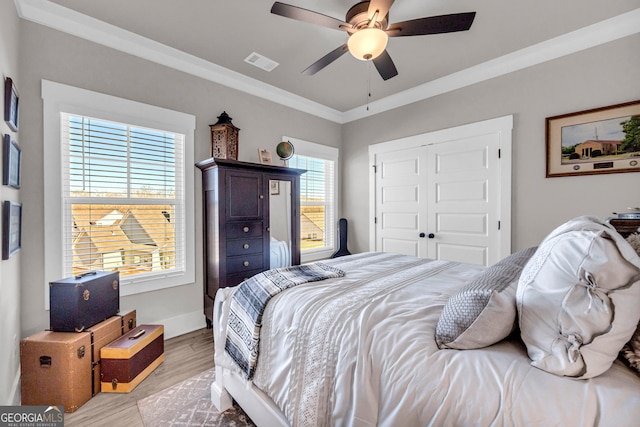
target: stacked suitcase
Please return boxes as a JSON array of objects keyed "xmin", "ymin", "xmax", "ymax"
[{"xmin": 19, "ymin": 271, "xmax": 164, "ymax": 413}]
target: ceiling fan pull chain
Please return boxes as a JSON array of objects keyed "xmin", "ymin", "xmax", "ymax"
[{"xmin": 366, "ymin": 61, "xmax": 372, "ymax": 111}]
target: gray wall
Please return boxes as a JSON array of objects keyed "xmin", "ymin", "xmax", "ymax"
[
  {"xmin": 342, "ymin": 34, "xmax": 640, "ymax": 254},
  {"xmin": 17, "ymin": 21, "xmax": 341, "ymax": 342},
  {"xmin": 0, "ymin": 0, "xmax": 21, "ymax": 406},
  {"xmin": 4, "ymin": 3, "xmax": 640, "ymax": 407}
]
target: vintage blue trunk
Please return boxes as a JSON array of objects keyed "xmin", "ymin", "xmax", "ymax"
[{"xmin": 49, "ymin": 271, "xmax": 120, "ymax": 332}]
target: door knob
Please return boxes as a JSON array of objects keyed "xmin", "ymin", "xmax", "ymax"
[
  {"xmin": 419, "ymin": 232, "xmax": 426, "ymax": 238},
  {"xmin": 428, "ymin": 233, "xmax": 435, "ymax": 239}
]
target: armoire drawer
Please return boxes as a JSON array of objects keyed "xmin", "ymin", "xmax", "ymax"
[
  {"xmin": 226, "ymin": 253, "xmax": 265, "ymax": 274},
  {"xmin": 226, "ymin": 238, "xmax": 263, "ymax": 256},
  {"xmin": 226, "ymin": 222, "xmax": 263, "ymax": 239}
]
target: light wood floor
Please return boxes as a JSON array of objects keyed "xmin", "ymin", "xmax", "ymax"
[{"xmin": 64, "ymin": 328, "xmax": 214, "ymax": 427}]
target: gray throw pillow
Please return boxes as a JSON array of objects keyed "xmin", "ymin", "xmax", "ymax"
[{"xmin": 436, "ymin": 247, "xmax": 537, "ymax": 350}]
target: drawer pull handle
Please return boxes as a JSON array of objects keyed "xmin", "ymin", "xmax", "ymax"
[
  {"xmin": 243, "ymin": 226, "xmax": 249, "ymax": 233},
  {"xmin": 243, "ymin": 261, "xmax": 250, "ymax": 267},
  {"xmin": 259, "ymin": 195, "xmax": 264, "ymax": 199},
  {"xmin": 243, "ymin": 243, "xmax": 249, "ymax": 249}
]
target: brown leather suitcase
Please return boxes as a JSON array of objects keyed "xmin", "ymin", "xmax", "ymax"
[
  {"xmin": 20, "ymin": 331, "xmax": 92, "ymax": 413},
  {"xmin": 100, "ymin": 324, "xmax": 164, "ymax": 393},
  {"xmin": 20, "ymin": 310, "xmax": 137, "ymax": 411}
]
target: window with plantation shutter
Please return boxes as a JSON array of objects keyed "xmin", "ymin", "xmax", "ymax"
[
  {"xmin": 285, "ymin": 137, "xmax": 339, "ymax": 262},
  {"xmin": 43, "ymin": 80, "xmax": 195, "ymax": 302},
  {"xmin": 62, "ymin": 114, "xmax": 185, "ymax": 279}
]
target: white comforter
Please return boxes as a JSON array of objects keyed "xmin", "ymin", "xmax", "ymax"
[{"xmin": 215, "ymin": 252, "xmax": 640, "ymax": 426}]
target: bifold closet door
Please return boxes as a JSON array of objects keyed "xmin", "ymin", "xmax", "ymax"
[{"xmin": 373, "ymin": 133, "xmax": 501, "ymax": 266}]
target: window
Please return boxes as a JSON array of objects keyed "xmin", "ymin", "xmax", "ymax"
[
  {"xmin": 43, "ymin": 80, "xmax": 195, "ymax": 304},
  {"xmin": 285, "ymin": 137, "xmax": 338, "ymax": 262}
]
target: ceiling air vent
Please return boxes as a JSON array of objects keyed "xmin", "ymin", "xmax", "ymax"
[{"xmin": 244, "ymin": 52, "xmax": 279, "ymax": 72}]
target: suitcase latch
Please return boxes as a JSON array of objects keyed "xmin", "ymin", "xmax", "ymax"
[
  {"xmin": 83, "ymin": 289, "xmax": 90, "ymax": 301},
  {"xmin": 112, "ymin": 280, "xmax": 119, "ymax": 291},
  {"xmin": 111, "ymin": 379, "xmax": 118, "ymax": 390},
  {"xmin": 77, "ymin": 345, "xmax": 86, "ymax": 359}
]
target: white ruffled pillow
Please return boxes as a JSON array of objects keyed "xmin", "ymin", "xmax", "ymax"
[{"xmin": 516, "ymin": 216, "xmax": 640, "ymax": 379}]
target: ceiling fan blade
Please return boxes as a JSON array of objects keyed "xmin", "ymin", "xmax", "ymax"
[
  {"xmin": 373, "ymin": 50, "xmax": 398, "ymax": 81},
  {"xmin": 302, "ymin": 44, "xmax": 349, "ymax": 75},
  {"xmin": 367, "ymin": 0, "xmax": 395, "ymax": 22},
  {"xmin": 271, "ymin": 2, "xmax": 350, "ymax": 31},
  {"xmin": 386, "ymin": 12, "xmax": 476, "ymax": 37}
]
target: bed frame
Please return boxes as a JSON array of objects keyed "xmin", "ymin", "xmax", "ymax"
[
  {"xmin": 211, "ymin": 366, "xmax": 288, "ymax": 426},
  {"xmin": 211, "ymin": 289, "xmax": 288, "ymax": 426}
]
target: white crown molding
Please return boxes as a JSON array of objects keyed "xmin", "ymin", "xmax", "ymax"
[
  {"xmin": 14, "ymin": 0, "xmax": 344, "ymax": 123},
  {"xmin": 14, "ymin": 1, "xmax": 640, "ymax": 125}
]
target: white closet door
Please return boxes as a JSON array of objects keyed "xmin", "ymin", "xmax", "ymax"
[
  {"xmin": 374, "ymin": 146, "xmax": 428, "ymax": 257},
  {"xmin": 426, "ymin": 133, "xmax": 501, "ymax": 266},
  {"xmin": 370, "ymin": 115, "xmax": 511, "ymax": 266}
]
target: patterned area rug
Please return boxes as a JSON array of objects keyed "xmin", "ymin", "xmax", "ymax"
[{"xmin": 137, "ymin": 368, "xmax": 256, "ymax": 426}]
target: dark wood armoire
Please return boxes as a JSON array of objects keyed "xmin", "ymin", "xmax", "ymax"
[{"xmin": 196, "ymin": 158, "xmax": 305, "ymax": 327}]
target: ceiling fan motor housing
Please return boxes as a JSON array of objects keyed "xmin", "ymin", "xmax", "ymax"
[{"xmin": 346, "ymin": 1, "xmax": 388, "ymax": 30}]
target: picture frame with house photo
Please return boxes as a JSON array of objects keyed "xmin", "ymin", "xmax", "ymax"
[{"xmin": 546, "ymin": 99, "xmax": 640, "ymax": 177}]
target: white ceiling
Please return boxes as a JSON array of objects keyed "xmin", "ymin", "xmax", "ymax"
[{"xmin": 16, "ymin": 0, "xmax": 640, "ymax": 123}]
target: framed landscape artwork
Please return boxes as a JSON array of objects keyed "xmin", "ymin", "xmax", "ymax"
[{"xmin": 546, "ymin": 99, "xmax": 640, "ymax": 177}]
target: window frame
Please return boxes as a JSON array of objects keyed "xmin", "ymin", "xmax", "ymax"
[
  {"xmin": 284, "ymin": 136, "xmax": 339, "ymax": 263},
  {"xmin": 42, "ymin": 80, "xmax": 196, "ymax": 308}
]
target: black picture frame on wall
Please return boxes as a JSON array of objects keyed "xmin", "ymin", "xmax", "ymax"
[
  {"xmin": 3, "ymin": 134, "xmax": 21, "ymax": 188},
  {"xmin": 4, "ymin": 77, "xmax": 19, "ymax": 132},
  {"xmin": 2, "ymin": 200, "xmax": 22, "ymax": 260}
]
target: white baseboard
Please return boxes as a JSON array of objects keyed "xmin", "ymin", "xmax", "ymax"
[{"xmin": 155, "ymin": 309, "xmax": 207, "ymax": 340}]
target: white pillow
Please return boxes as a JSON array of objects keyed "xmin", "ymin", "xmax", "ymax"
[{"xmin": 517, "ymin": 216, "xmax": 640, "ymax": 378}]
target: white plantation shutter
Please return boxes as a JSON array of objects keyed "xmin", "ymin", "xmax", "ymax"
[{"xmin": 61, "ymin": 113, "xmax": 186, "ymax": 281}]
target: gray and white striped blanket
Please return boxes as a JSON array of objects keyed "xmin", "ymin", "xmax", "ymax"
[{"xmin": 225, "ymin": 262, "xmax": 345, "ymax": 379}]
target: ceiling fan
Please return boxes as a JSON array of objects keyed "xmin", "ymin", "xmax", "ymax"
[{"xmin": 271, "ymin": 1, "xmax": 476, "ymax": 81}]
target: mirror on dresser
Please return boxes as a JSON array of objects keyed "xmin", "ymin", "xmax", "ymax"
[{"xmin": 268, "ymin": 179, "xmax": 293, "ymax": 269}]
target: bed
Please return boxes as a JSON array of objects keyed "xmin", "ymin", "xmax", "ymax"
[
  {"xmin": 211, "ymin": 216, "xmax": 640, "ymax": 426},
  {"xmin": 270, "ymin": 236, "xmax": 291, "ymax": 269}
]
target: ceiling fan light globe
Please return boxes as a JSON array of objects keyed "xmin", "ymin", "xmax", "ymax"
[{"xmin": 348, "ymin": 28, "xmax": 388, "ymax": 61}]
